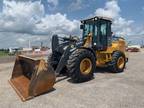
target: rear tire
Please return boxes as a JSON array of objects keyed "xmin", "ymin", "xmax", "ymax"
[
  {"xmin": 108, "ymin": 51, "xmax": 126, "ymax": 73},
  {"xmin": 67, "ymin": 49, "xmax": 96, "ymax": 83}
]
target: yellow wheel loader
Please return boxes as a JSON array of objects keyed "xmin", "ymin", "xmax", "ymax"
[{"xmin": 9, "ymin": 16, "xmax": 128, "ymax": 101}]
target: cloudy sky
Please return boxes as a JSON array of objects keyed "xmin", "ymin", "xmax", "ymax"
[{"xmin": 0, "ymin": 0, "xmax": 144, "ymax": 48}]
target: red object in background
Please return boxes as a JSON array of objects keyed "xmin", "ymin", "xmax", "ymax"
[{"xmin": 126, "ymin": 47, "xmax": 140, "ymax": 52}]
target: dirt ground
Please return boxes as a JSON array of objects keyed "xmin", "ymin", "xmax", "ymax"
[
  {"xmin": 0, "ymin": 56, "xmax": 15, "ymax": 64},
  {"xmin": 0, "ymin": 51, "xmax": 144, "ymax": 108}
]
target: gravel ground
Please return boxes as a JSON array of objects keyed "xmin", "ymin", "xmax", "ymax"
[
  {"xmin": 0, "ymin": 51, "xmax": 144, "ymax": 108},
  {"xmin": 0, "ymin": 56, "xmax": 15, "ymax": 64}
]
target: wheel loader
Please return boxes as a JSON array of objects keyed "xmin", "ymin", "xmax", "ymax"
[{"xmin": 9, "ymin": 16, "xmax": 128, "ymax": 101}]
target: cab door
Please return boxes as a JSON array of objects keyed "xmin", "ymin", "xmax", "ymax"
[{"xmin": 96, "ymin": 20, "xmax": 112, "ymax": 50}]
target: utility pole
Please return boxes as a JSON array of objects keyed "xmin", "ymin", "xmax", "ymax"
[
  {"xmin": 41, "ymin": 42, "xmax": 43, "ymax": 48},
  {"xmin": 28, "ymin": 40, "xmax": 31, "ymax": 48}
]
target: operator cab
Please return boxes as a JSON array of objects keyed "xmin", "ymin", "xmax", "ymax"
[{"xmin": 80, "ymin": 16, "xmax": 112, "ymax": 51}]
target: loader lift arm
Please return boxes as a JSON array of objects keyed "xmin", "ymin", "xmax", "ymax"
[{"xmin": 54, "ymin": 45, "xmax": 72, "ymax": 75}]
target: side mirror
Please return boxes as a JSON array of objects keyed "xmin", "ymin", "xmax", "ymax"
[{"xmin": 80, "ymin": 24, "xmax": 84, "ymax": 29}]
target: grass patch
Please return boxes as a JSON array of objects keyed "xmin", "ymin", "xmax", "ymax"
[{"xmin": 0, "ymin": 51, "xmax": 9, "ymax": 57}]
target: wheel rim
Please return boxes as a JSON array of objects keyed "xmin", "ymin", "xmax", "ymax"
[
  {"xmin": 117, "ymin": 57, "xmax": 125, "ymax": 69},
  {"xmin": 80, "ymin": 58, "xmax": 92, "ymax": 75}
]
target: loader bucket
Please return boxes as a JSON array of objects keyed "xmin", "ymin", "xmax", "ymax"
[{"xmin": 9, "ymin": 55, "xmax": 56, "ymax": 101}]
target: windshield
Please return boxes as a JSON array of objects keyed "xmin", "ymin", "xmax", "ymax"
[{"xmin": 83, "ymin": 24, "xmax": 93, "ymax": 37}]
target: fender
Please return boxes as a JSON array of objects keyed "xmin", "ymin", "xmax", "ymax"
[{"xmin": 78, "ymin": 47, "xmax": 96, "ymax": 60}]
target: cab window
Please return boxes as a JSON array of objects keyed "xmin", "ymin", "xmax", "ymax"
[
  {"xmin": 83, "ymin": 24, "xmax": 93, "ymax": 37},
  {"xmin": 100, "ymin": 23, "xmax": 106, "ymax": 36}
]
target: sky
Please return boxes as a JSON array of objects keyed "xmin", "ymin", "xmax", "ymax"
[{"xmin": 0, "ymin": 0, "xmax": 144, "ymax": 48}]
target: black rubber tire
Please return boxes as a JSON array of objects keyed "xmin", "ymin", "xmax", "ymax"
[
  {"xmin": 48, "ymin": 52, "xmax": 67, "ymax": 75},
  {"xmin": 108, "ymin": 51, "xmax": 126, "ymax": 73},
  {"xmin": 47, "ymin": 52, "xmax": 61, "ymax": 70},
  {"xmin": 67, "ymin": 49, "xmax": 96, "ymax": 83}
]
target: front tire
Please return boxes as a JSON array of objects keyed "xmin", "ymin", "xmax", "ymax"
[
  {"xmin": 47, "ymin": 52, "xmax": 61, "ymax": 70},
  {"xmin": 67, "ymin": 49, "xmax": 96, "ymax": 83}
]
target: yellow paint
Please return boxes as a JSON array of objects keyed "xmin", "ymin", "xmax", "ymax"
[
  {"xmin": 83, "ymin": 33, "xmax": 92, "ymax": 47},
  {"xmin": 82, "ymin": 35, "xmax": 127, "ymax": 67},
  {"xmin": 80, "ymin": 58, "xmax": 92, "ymax": 75},
  {"xmin": 117, "ymin": 57, "xmax": 125, "ymax": 69},
  {"xmin": 96, "ymin": 38, "xmax": 127, "ymax": 67}
]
